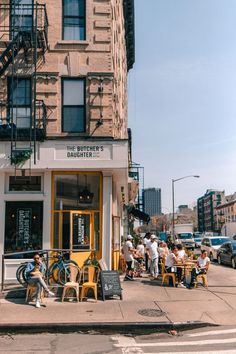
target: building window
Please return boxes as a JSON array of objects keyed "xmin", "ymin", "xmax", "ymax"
[
  {"xmin": 63, "ymin": 0, "xmax": 85, "ymax": 40},
  {"xmin": 62, "ymin": 78, "xmax": 85, "ymax": 133},
  {"xmin": 9, "ymin": 176, "xmax": 42, "ymax": 192},
  {"xmin": 11, "ymin": 0, "xmax": 33, "ymax": 36},
  {"xmin": 8, "ymin": 77, "xmax": 31, "ymax": 128},
  {"xmin": 4, "ymin": 201, "xmax": 43, "ymax": 257}
]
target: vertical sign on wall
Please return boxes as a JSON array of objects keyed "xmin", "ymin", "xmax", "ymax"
[{"xmin": 17, "ymin": 208, "xmax": 32, "ymax": 247}]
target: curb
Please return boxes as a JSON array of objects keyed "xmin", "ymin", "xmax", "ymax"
[{"xmin": 0, "ymin": 321, "xmax": 217, "ymax": 335}]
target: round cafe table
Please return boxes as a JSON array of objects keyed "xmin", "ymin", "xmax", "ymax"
[{"xmin": 174, "ymin": 261, "xmax": 196, "ymax": 286}]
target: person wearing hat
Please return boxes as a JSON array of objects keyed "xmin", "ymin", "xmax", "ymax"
[
  {"xmin": 146, "ymin": 234, "xmax": 159, "ymax": 279},
  {"xmin": 122, "ymin": 235, "xmax": 135, "ymax": 281}
]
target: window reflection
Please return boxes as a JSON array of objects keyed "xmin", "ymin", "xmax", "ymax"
[{"xmin": 54, "ymin": 173, "xmax": 100, "ymax": 210}]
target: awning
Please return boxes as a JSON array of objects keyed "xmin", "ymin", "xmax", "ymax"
[{"xmin": 128, "ymin": 206, "xmax": 150, "ymax": 223}]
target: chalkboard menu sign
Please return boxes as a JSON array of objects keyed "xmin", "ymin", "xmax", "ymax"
[{"xmin": 100, "ymin": 270, "xmax": 123, "ymax": 301}]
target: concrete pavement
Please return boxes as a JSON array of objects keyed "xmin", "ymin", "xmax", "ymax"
[{"xmin": 0, "ymin": 263, "xmax": 236, "ymax": 332}]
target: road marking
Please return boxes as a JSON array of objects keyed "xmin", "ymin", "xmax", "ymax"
[
  {"xmin": 187, "ymin": 328, "xmax": 236, "ymax": 337},
  {"xmin": 113, "ymin": 337, "xmax": 236, "ymax": 347},
  {"xmin": 144, "ymin": 351, "xmax": 236, "ymax": 354}
]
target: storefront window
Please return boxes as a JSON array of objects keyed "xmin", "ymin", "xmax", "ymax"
[
  {"xmin": 54, "ymin": 173, "xmax": 100, "ymax": 211},
  {"xmin": 5, "ymin": 201, "xmax": 43, "ymax": 257},
  {"xmin": 9, "ymin": 176, "xmax": 42, "ymax": 191}
]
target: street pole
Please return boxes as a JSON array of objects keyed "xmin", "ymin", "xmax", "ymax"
[
  {"xmin": 171, "ymin": 175, "xmax": 200, "ymax": 240},
  {"xmin": 172, "ymin": 179, "xmax": 175, "ymax": 239}
]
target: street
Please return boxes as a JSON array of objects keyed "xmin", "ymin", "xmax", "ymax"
[{"xmin": 1, "ymin": 326, "xmax": 236, "ymax": 353}]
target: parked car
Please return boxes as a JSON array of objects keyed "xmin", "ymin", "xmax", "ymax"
[
  {"xmin": 194, "ymin": 237, "xmax": 203, "ymax": 248},
  {"xmin": 201, "ymin": 237, "xmax": 231, "ymax": 261},
  {"xmin": 217, "ymin": 241, "xmax": 236, "ymax": 268},
  {"xmin": 231, "ymin": 235, "xmax": 236, "ymax": 241},
  {"xmin": 174, "ymin": 232, "xmax": 195, "ymax": 250}
]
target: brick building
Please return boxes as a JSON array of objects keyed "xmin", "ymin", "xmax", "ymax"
[
  {"xmin": 197, "ymin": 190, "xmax": 225, "ymax": 233},
  {"xmin": 0, "ymin": 0, "xmax": 135, "ymax": 280}
]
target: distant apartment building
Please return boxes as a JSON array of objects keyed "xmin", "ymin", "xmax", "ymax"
[
  {"xmin": 197, "ymin": 190, "xmax": 225, "ymax": 232},
  {"xmin": 216, "ymin": 192, "xmax": 236, "ymax": 236},
  {"xmin": 144, "ymin": 188, "xmax": 162, "ymax": 216}
]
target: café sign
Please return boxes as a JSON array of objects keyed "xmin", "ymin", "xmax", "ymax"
[{"xmin": 55, "ymin": 144, "xmax": 112, "ymax": 160}]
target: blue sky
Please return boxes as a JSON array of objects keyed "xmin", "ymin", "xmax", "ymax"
[{"xmin": 128, "ymin": 0, "xmax": 236, "ymax": 212}]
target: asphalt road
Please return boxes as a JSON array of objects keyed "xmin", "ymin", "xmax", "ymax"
[{"xmin": 1, "ymin": 326, "xmax": 236, "ymax": 353}]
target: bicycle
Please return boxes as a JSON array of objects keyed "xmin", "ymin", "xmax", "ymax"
[{"xmin": 16, "ymin": 252, "xmax": 80, "ymax": 286}]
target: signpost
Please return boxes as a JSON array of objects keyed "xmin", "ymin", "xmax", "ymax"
[{"xmin": 100, "ymin": 270, "xmax": 123, "ymax": 301}]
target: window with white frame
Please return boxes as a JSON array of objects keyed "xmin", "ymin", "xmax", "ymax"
[{"xmin": 62, "ymin": 78, "xmax": 85, "ymax": 133}]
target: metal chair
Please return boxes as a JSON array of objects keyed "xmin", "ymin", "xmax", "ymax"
[
  {"xmin": 61, "ymin": 265, "xmax": 80, "ymax": 302},
  {"xmin": 80, "ymin": 266, "xmax": 100, "ymax": 302},
  {"xmin": 160, "ymin": 261, "xmax": 176, "ymax": 286}
]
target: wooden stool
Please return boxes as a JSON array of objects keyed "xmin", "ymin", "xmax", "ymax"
[
  {"xmin": 195, "ymin": 273, "xmax": 208, "ymax": 288},
  {"xmin": 25, "ymin": 283, "xmax": 44, "ymax": 303}
]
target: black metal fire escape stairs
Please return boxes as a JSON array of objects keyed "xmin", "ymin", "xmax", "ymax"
[{"xmin": 0, "ymin": 2, "xmax": 48, "ymax": 173}]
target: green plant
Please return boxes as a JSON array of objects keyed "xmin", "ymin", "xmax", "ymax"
[{"xmin": 11, "ymin": 149, "xmax": 32, "ymax": 165}]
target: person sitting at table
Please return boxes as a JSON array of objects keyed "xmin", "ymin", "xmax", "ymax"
[
  {"xmin": 165, "ymin": 246, "xmax": 179, "ymax": 286},
  {"xmin": 175, "ymin": 244, "xmax": 187, "ymax": 287},
  {"xmin": 189, "ymin": 250, "xmax": 210, "ymax": 288}
]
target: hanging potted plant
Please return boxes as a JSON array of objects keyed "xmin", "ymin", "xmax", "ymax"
[{"xmin": 11, "ymin": 149, "xmax": 32, "ymax": 165}]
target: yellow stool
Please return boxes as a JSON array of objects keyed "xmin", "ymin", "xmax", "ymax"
[{"xmin": 195, "ymin": 273, "xmax": 208, "ymax": 288}]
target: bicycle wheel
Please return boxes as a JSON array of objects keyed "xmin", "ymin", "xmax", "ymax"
[
  {"xmin": 58, "ymin": 263, "xmax": 80, "ymax": 285},
  {"xmin": 16, "ymin": 264, "xmax": 27, "ymax": 287},
  {"xmin": 51, "ymin": 259, "xmax": 79, "ymax": 284}
]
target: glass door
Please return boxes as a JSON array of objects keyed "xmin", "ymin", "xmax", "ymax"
[{"xmin": 70, "ymin": 212, "xmax": 93, "ymax": 250}]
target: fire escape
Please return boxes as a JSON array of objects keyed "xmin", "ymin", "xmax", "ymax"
[{"xmin": 0, "ymin": 1, "xmax": 48, "ymax": 169}]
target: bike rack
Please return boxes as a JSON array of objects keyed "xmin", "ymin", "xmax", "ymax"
[{"xmin": 1, "ymin": 248, "xmax": 96, "ymax": 292}]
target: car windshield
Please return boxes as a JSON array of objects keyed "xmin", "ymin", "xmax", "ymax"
[
  {"xmin": 195, "ymin": 238, "xmax": 202, "ymax": 242},
  {"xmin": 178, "ymin": 233, "xmax": 192, "ymax": 239},
  {"xmin": 211, "ymin": 238, "xmax": 230, "ymax": 246}
]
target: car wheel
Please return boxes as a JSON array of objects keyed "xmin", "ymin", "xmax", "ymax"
[
  {"xmin": 217, "ymin": 255, "xmax": 222, "ymax": 265},
  {"xmin": 231, "ymin": 258, "xmax": 236, "ymax": 269},
  {"xmin": 209, "ymin": 253, "xmax": 214, "ymax": 262}
]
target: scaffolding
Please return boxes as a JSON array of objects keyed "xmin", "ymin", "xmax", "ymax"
[{"xmin": 0, "ymin": 2, "xmax": 48, "ymax": 169}]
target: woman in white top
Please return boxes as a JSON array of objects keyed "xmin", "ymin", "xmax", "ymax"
[{"xmin": 189, "ymin": 250, "xmax": 210, "ymax": 288}]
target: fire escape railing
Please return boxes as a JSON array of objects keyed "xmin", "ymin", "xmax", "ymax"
[
  {"xmin": 0, "ymin": 99, "xmax": 47, "ymax": 141},
  {"xmin": 0, "ymin": 3, "xmax": 49, "ymax": 166}
]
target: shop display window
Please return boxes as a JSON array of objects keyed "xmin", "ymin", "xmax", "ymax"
[
  {"xmin": 5, "ymin": 201, "xmax": 43, "ymax": 257},
  {"xmin": 9, "ymin": 176, "xmax": 42, "ymax": 192},
  {"xmin": 54, "ymin": 173, "xmax": 100, "ymax": 211}
]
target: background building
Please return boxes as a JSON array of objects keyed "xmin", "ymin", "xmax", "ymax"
[
  {"xmin": 197, "ymin": 190, "xmax": 225, "ymax": 233},
  {"xmin": 216, "ymin": 192, "xmax": 236, "ymax": 236},
  {"xmin": 0, "ymin": 0, "xmax": 135, "ymax": 280},
  {"xmin": 144, "ymin": 188, "xmax": 162, "ymax": 216}
]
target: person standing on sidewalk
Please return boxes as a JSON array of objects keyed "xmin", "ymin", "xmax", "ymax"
[
  {"xmin": 147, "ymin": 235, "xmax": 159, "ymax": 279},
  {"xmin": 122, "ymin": 235, "xmax": 136, "ymax": 281},
  {"xmin": 25, "ymin": 253, "xmax": 54, "ymax": 308},
  {"xmin": 143, "ymin": 232, "xmax": 151, "ymax": 272}
]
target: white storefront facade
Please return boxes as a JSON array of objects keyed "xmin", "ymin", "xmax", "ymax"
[{"xmin": 0, "ymin": 139, "xmax": 128, "ymax": 282}]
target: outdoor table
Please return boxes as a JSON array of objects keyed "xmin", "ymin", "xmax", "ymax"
[{"xmin": 174, "ymin": 261, "xmax": 196, "ymax": 285}]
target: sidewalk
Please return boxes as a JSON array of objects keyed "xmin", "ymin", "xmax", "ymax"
[{"xmin": 0, "ymin": 264, "xmax": 236, "ymax": 333}]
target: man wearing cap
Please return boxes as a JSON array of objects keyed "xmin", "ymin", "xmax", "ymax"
[
  {"xmin": 122, "ymin": 235, "xmax": 135, "ymax": 281},
  {"xmin": 146, "ymin": 235, "xmax": 159, "ymax": 279}
]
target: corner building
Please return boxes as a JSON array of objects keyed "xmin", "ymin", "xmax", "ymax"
[{"xmin": 0, "ymin": 0, "xmax": 135, "ymax": 281}]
